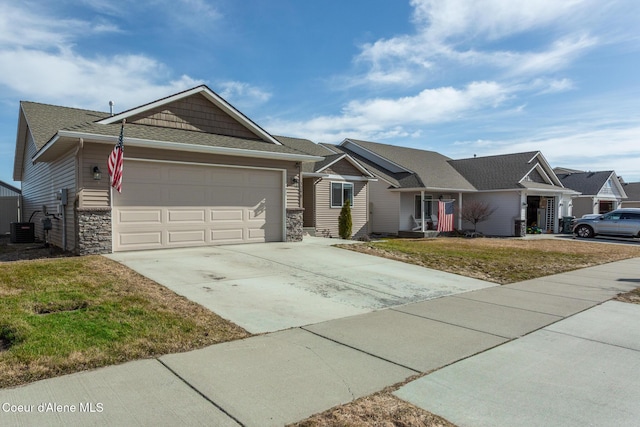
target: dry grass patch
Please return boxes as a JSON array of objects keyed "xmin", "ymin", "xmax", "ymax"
[
  {"xmin": 0, "ymin": 256, "xmax": 249, "ymax": 388},
  {"xmin": 290, "ymin": 375, "xmax": 454, "ymax": 427},
  {"xmin": 343, "ymin": 238, "xmax": 640, "ymax": 284}
]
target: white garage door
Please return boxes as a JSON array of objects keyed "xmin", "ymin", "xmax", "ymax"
[{"xmin": 113, "ymin": 161, "xmax": 284, "ymax": 251}]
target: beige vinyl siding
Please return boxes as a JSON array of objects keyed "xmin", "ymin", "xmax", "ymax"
[
  {"xmin": 127, "ymin": 94, "xmax": 259, "ymax": 140},
  {"xmin": 571, "ymin": 197, "xmax": 595, "ymax": 218},
  {"xmin": 462, "ymin": 192, "xmax": 520, "ymax": 236},
  {"xmin": 21, "ymin": 133, "xmax": 77, "ymax": 250},
  {"xmin": 369, "ymin": 180, "xmax": 400, "ymax": 234},
  {"xmin": 314, "ymin": 179, "xmax": 367, "ymax": 238},
  {"xmin": 79, "ymin": 142, "xmax": 301, "ymax": 210}
]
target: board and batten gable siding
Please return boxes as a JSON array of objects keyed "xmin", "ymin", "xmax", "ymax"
[
  {"xmin": 314, "ymin": 179, "xmax": 367, "ymax": 238},
  {"xmin": 369, "ymin": 180, "xmax": 400, "ymax": 234},
  {"xmin": 79, "ymin": 142, "xmax": 301, "ymax": 210},
  {"xmin": 462, "ymin": 192, "xmax": 520, "ymax": 236},
  {"xmin": 20, "ymin": 132, "xmax": 77, "ymax": 250},
  {"xmin": 126, "ymin": 94, "xmax": 260, "ymax": 140}
]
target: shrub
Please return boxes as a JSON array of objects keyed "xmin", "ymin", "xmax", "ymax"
[{"xmin": 338, "ymin": 199, "xmax": 352, "ymax": 239}]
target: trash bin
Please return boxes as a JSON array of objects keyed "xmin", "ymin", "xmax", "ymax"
[
  {"xmin": 514, "ymin": 219, "xmax": 526, "ymax": 237},
  {"xmin": 562, "ymin": 216, "xmax": 575, "ymax": 234}
]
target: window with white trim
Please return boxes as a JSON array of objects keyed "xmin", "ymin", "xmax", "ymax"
[{"xmin": 331, "ymin": 182, "xmax": 354, "ymax": 208}]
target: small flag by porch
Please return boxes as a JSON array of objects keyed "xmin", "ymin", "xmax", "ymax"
[
  {"xmin": 437, "ymin": 200, "xmax": 454, "ymax": 232},
  {"xmin": 108, "ymin": 120, "xmax": 125, "ymax": 193}
]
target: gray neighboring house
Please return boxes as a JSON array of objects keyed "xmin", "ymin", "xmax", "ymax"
[
  {"xmin": 620, "ymin": 182, "xmax": 640, "ymax": 208},
  {"xmin": 276, "ymin": 136, "xmax": 374, "ymax": 239},
  {"xmin": 0, "ymin": 180, "xmax": 21, "ymax": 235},
  {"xmin": 554, "ymin": 169, "xmax": 627, "ymax": 217},
  {"xmin": 337, "ymin": 139, "xmax": 576, "ymax": 236},
  {"xmin": 13, "ymin": 85, "xmax": 320, "ymax": 254}
]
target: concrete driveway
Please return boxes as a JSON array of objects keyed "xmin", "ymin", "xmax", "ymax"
[{"xmin": 106, "ymin": 237, "xmax": 494, "ymax": 333}]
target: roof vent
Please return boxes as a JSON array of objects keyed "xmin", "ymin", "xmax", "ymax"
[{"xmin": 109, "ymin": 101, "xmax": 114, "ymax": 116}]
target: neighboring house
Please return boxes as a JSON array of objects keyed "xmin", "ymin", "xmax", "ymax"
[
  {"xmin": 336, "ymin": 139, "xmax": 476, "ymax": 235},
  {"xmin": 13, "ymin": 85, "xmax": 320, "ymax": 254},
  {"xmin": 620, "ymin": 182, "xmax": 640, "ymax": 208},
  {"xmin": 337, "ymin": 139, "xmax": 576, "ymax": 236},
  {"xmin": 449, "ymin": 152, "xmax": 578, "ymax": 235},
  {"xmin": 276, "ymin": 136, "xmax": 374, "ymax": 239},
  {"xmin": 0, "ymin": 180, "xmax": 21, "ymax": 235},
  {"xmin": 555, "ymin": 169, "xmax": 627, "ymax": 217}
]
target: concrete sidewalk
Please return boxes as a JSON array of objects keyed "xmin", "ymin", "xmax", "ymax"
[{"xmin": 1, "ymin": 258, "xmax": 638, "ymax": 426}]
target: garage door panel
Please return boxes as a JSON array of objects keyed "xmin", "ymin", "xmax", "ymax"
[
  {"xmin": 167, "ymin": 229, "xmax": 206, "ymax": 244},
  {"xmin": 113, "ymin": 161, "xmax": 284, "ymax": 251},
  {"xmin": 211, "ymin": 209, "xmax": 243, "ymax": 221},
  {"xmin": 168, "ymin": 209, "xmax": 206, "ymax": 223},
  {"xmin": 118, "ymin": 231, "xmax": 163, "ymax": 247},
  {"xmin": 118, "ymin": 209, "xmax": 162, "ymax": 224}
]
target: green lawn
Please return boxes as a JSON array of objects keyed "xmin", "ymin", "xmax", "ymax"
[{"xmin": 0, "ymin": 256, "xmax": 249, "ymax": 388}]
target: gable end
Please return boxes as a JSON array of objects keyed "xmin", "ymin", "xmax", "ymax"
[{"xmin": 127, "ymin": 93, "xmax": 261, "ymax": 140}]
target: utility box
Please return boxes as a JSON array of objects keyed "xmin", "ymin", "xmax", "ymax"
[{"xmin": 10, "ymin": 222, "xmax": 35, "ymax": 243}]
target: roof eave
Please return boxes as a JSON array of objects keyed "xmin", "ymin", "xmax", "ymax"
[{"xmin": 33, "ymin": 131, "xmax": 322, "ymax": 164}]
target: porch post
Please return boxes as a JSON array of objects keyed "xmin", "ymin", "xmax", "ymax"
[
  {"xmin": 458, "ymin": 192, "xmax": 462, "ymax": 231},
  {"xmin": 421, "ymin": 190, "xmax": 425, "ymax": 232}
]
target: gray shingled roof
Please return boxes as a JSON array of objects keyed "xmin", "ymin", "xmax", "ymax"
[
  {"xmin": 449, "ymin": 151, "xmax": 543, "ymax": 190},
  {"xmin": 341, "ymin": 139, "xmax": 475, "ymax": 190},
  {"xmin": 21, "ymin": 102, "xmax": 312, "ymax": 157},
  {"xmin": 21, "ymin": 101, "xmax": 109, "ymax": 149},
  {"xmin": 556, "ymin": 171, "xmax": 613, "ymax": 195},
  {"xmin": 622, "ymin": 182, "xmax": 640, "ymax": 201},
  {"xmin": 275, "ymin": 136, "xmax": 339, "ymax": 172}
]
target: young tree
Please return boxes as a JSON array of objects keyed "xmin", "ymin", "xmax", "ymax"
[
  {"xmin": 461, "ymin": 201, "xmax": 497, "ymax": 232},
  {"xmin": 338, "ymin": 199, "xmax": 352, "ymax": 239}
]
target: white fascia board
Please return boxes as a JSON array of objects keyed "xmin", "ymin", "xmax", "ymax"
[
  {"xmin": 96, "ymin": 85, "xmax": 282, "ymax": 146},
  {"xmin": 302, "ymin": 172, "xmax": 376, "ymax": 182},
  {"xmin": 529, "ymin": 152, "xmax": 564, "ymax": 187},
  {"xmin": 34, "ymin": 131, "xmax": 322, "ymax": 163}
]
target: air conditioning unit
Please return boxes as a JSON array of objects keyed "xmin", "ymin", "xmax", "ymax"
[{"xmin": 10, "ymin": 222, "xmax": 35, "ymax": 244}]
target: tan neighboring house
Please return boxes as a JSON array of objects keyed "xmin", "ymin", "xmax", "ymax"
[
  {"xmin": 277, "ymin": 137, "xmax": 374, "ymax": 238},
  {"xmin": 620, "ymin": 182, "xmax": 640, "ymax": 208},
  {"xmin": 337, "ymin": 139, "xmax": 577, "ymax": 236},
  {"xmin": 12, "ymin": 85, "xmax": 320, "ymax": 254},
  {"xmin": 554, "ymin": 169, "xmax": 627, "ymax": 217},
  {"xmin": 0, "ymin": 180, "xmax": 21, "ymax": 235}
]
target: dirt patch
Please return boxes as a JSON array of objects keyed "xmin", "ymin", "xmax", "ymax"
[{"xmin": 0, "ymin": 235, "xmax": 72, "ymax": 262}]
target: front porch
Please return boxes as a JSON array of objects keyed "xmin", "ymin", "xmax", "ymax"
[
  {"xmin": 399, "ymin": 191, "xmax": 459, "ymax": 233},
  {"xmin": 398, "ymin": 230, "xmax": 441, "ymax": 238}
]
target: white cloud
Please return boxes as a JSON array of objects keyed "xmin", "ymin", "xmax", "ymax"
[
  {"xmin": 217, "ymin": 81, "xmax": 272, "ymax": 108},
  {"xmin": 0, "ymin": 2, "xmax": 202, "ymax": 111},
  {"xmin": 354, "ymin": 0, "xmax": 599, "ymax": 87},
  {"xmin": 268, "ymin": 81, "xmax": 512, "ymax": 143}
]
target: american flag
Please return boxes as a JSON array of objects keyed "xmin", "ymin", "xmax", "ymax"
[
  {"xmin": 437, "ymin": 200, "xmax": 454, "ymax": 232},
  {"xmin": 108, "ymin": 120, "xmax": 125, "ymax": 193}
]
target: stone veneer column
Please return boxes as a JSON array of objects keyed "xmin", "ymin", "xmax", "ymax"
[
  {"xmin": 285, "ymin": 208, "xmax": 304, "ymax": 242},
  {"xmin": 76, "ymin": 208, "xmax": 112, "ymax": 255}
]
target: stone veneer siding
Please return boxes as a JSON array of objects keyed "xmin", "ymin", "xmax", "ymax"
[
  {"xmin": 286, "ymin": 208, "xmax": 304, "ymax": 242},
  {"xmin": 76, "ymin": 208, "xmax": 112, "ymax": 255}
]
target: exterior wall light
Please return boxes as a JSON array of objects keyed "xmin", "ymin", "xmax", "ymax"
[{"xmin": 93, "ymin": 166, "xmax": 102, "ymax": 180}]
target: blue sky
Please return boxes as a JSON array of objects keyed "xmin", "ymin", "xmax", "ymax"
[{"xmin": 1, "ymin": 0, "xmax": 639, "ymax": 187}]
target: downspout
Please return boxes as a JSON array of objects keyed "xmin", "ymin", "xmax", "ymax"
[{"xmin": 72, "ymin": 138, "xmax": 84, "ymax": 253}]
